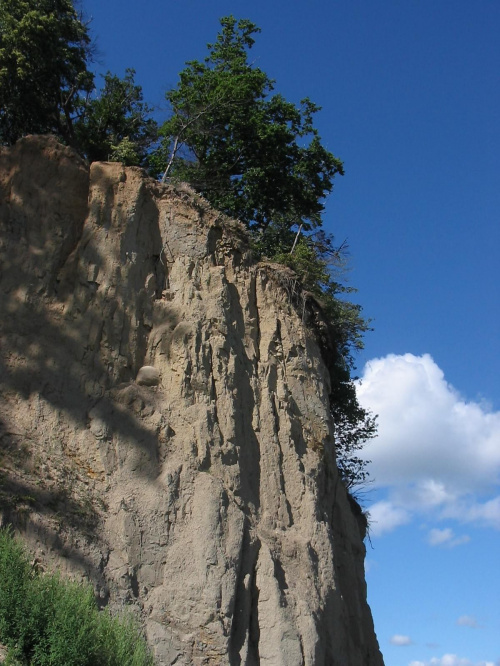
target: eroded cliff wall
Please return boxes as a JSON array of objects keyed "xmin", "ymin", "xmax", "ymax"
[{"xmin": 0, "ymin": 136, "xmax": 383, "ymax": 665}]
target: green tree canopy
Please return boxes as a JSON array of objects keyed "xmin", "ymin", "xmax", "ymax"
[
  {"xmin": 0, "ymin": 0, "xmax": 93, "ymax": 146},
  {"xmin": 151, "ymin": 16, "xmax": 344, "ymax": 232},
  {"xmin": 74, "ymin": 69, "xmax": 158, "ymax": 166},
  {"xmin": 0, "ymin": 1, "xmax": 157, "ymax": 165}
]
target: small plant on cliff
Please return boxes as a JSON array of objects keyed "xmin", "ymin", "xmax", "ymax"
[{"xmin": 0, "ymin": 528, "xmax": 154, "ymax": 666}]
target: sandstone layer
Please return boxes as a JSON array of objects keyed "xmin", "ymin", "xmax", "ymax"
[{"xmin": 0, "ymin": 136, "xmax": 384, "ymax": 665}]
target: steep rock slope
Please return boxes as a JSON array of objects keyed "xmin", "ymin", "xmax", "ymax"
[{"xmin": 0, "ymin": 136, "xmax": 383, "ymax": 665}]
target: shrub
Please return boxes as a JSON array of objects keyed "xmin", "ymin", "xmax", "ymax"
[{"xmin": 0, "ymin": 528, "xmax": 154, "ymax": 666}]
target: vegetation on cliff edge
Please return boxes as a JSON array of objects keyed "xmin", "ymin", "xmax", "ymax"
[
  {"xmin": 0, "ymin": 528, "xmax": 154, "ymax": 666},
  {"xmin": 0, "ymin": 2, "xmax": 376, "ymax": 492}
]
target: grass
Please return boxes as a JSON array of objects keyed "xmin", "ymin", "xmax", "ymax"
[{"xmin": 0, "ymin": 528, "xmax": 154, "ymax": 666}]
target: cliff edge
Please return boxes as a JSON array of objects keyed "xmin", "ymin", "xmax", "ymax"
[{"xmin": 0, "ymin": 136, "xmax": 383, "ymax": 665}]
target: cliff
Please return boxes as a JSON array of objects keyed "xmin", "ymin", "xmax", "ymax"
[{"xmin": 0, "ymin": 135, "xmax": 383, "ymax": 665}]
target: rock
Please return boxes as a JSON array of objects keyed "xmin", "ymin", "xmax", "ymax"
[
  {"xmin": 136, "ymin": 366, "xmax": 160, "ymax": 387},
  {"xmin": 0, "ymin": 136, "xmax": 384, "ymax": 666}
]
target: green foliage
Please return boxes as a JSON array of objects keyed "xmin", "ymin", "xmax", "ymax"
[
  {"xmin": 330, "ymin": 384, "xmax": 377, "ymax": 491},
  {"xmin": 151, "ymin": 16, "xmax": 343, "ymax": 232},
  {"xmin": 0, "ymin": 528, "xmax": 31, "ymax": 645},
  {"xmin": 74, "ymin": 69, "xmax": 157, "ymax": 166},
  {"xmin": 253, "ymin": 220, "xmax": 369, "ymax": 366},
  {"xmin": 0, "ymin": 4, "xmax": 156, "ymax": 165},
  {"xmin": 0, "ymin": 528, "xmax": 154, "ymax": 666},
  {"xmin": 0, "ymin": 0, "xmax": 93, "ymax": 145},
  {"xmin": 109, "ymin": 137, "xmax": 140, "ymax": 165}
]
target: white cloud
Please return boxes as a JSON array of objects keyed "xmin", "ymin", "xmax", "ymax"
[
  {"xmin": 390, "ymin": 634, "xmax": 413, "ymax": 645},
  {"xmin": 442, "ymin": 496, "xmax": 500, "ymax": 530},
  {"xmin": 356, "ymin": 354, "xmax": 500, "ymax": 532},
  {"xmin": 427, "ymin": 528, "xmax": 470, "ymax": 548},
  {"xmin": 456, "ymin": 615, "xmax": 478, "ymax": 628},
  {"xmin": 366, "ymin": 500, "xmax": 410, "ymax": 537},
  {"xmin": 364, "ymin": 558, "xmax": 377, "ymax": 573},
  {"xmin": 408, "ymin": 656, "xmax": 496, "ymax": 666}
]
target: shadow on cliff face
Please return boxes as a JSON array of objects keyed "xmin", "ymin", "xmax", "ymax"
[
  {"xmin": 0, "ymin": 424, "xmax": 109, "ymax": 593},
  {"xmin": 223, "ymin": 282, "xmax": 261, "ymax": 512},
  {"xmin": 0, "ymin": 137, "xmax": 172, "ymax": 571},
  {"xmin": 0, "ymin": 463, "xmax": 99, "ymax": 536},
  {"xmin": 0, "ymin": 249, "xmax": 171, "ymax": 477},
  {"xmin": 228, "ymin": 528, "xmax": 261, "ymax": 666}
]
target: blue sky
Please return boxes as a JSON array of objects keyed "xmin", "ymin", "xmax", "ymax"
[{"xmin": 81, "ymin": 2, "xmax": 500, "ymax": 664}]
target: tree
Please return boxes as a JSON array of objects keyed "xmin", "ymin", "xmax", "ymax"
[
  {"xmin": 74, "ymin": 69, "xmax": 158, "ymax": 166},
  {"xmin": 0, "ymin": 3, "xmax": 157, "ymax": 166},
  {"xmin": 0, "ymin": 0, "xmax": 93, "ymax": 146},
  {"xmin": 151, "ymin": 16, "xmax": 344, "ymax": 232}
]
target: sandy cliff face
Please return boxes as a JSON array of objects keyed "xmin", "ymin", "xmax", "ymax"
[{"xmin": 0, "ymin": 136, "xmax": 383, "ymax": 665}]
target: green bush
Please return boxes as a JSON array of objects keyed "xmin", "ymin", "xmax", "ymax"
[{"xmin": 0, "ymin": 528, "xmax": 154, "ymax": 666}]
